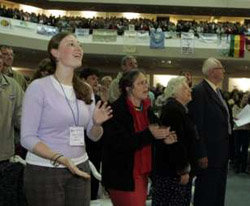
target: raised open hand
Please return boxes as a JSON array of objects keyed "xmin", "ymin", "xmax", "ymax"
[{"xmin": 93, "ymin": 101, "xmax": 113, "ymax": 125}]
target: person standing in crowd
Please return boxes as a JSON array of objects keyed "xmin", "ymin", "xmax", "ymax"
[
  {"xmin": 79, "ymin": 67, "xmax": 101, "ymax": 101},
  {"xmin": 31, "ymin": 57, "xmax": 54, "ymax": 81},
  {"xmin": 188, "ymin": 57, "xmax": 231, "ymax": 206},
  {"xmin": 232, "ymin": 92, "xmax": 250, "ymax": 174},
  {"xmin": 78, "ymin": 67, "xmax": 102, "ymax": 200},
  {"xmin": 21, "ymin": 32, "xmax": 112, "ymax": 206},
  {"xmin": 102, "ymin": 69, "xmax": 176, "ymax": 206},
  {"xmin": 152, "ymin": 76, "xmax": 197, "ymax": 206},
  {"xmin": 0, "ymin": 45, "xmax": 28, "ymax": 90},
  {"xmin": 179, "ymin": 71, "xmax": 193, "ymax": 88},
  {"xmin": 0, "ymin": 48, "xmax": 25, "ymax": 205},
  {"xmin": 100, "ymin": 76, "xmax": 113, "ymax": 102},
  {"xmin": 108, "ymin": 55, "xmax": 138, "ymax": 103},
  {"xmin": 101, "ymin": 75, "xmax": 112, "ymax": 89},
  {"xmin": 1, "ymin": 45, "xmax": 28, "ymax": 158}
]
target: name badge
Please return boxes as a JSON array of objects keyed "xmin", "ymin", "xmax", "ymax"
[{"xmin": 69, "ymin": 127, "xmax": 85, "ymax": 146}]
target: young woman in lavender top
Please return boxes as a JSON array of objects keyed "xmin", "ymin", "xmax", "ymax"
[{"xmin": 21, "ymin": 32, "xmax": 112, "ymax": 206}]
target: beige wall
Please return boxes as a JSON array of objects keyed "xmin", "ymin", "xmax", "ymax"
[
  {"xmin": 1, "ymin": 1, "xmax": 249, "ymax": 23},
  {"xmin": 52, "ymin": 0, "xmax": 250, "ymax": 9}
]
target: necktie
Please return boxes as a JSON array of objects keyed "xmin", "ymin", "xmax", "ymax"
[{"xmin": 216, "ymin": 88, "xmax": 232, "ymax": 135}]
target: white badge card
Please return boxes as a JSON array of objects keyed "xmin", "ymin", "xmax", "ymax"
[{"xmin": 69, "ymin": 127, "xmax": 85, "ymax": 146}]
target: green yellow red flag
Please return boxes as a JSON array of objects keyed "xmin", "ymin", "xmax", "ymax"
[{"xmin": 229, "ymin": 35, "xmax": 245, "ymax": 58}]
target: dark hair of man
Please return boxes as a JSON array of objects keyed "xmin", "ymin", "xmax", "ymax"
[
  {"xmin": 119, "ymin": 69, "xmax": 145, "ymax": 97},
  {"xmin": 31, "ymin": 58, "xmax": 54, "ymax": 81},
  {"xmin": 47, "ymin": 32, "xmax": 92, "ymax": 104},
  {"xmin": 0, "ymin": 45, "xmax": 12, "ymax": 51},
  {"xmin": 78, "ymin": 67, "xmax": 100, "ymax": 79}
]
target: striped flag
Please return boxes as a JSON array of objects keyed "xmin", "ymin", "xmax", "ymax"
[
  {"xmin": 229, "ymin": 35, "xmax": 245, "ymax": 58},
  {"xmin": 246, "ymin": 36, "xmax": 250, "ymax": 51}
]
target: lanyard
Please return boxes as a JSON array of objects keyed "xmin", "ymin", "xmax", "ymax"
[{"xmin": 54, "ymin": 75, "xmax": 79, "ymax": 126}]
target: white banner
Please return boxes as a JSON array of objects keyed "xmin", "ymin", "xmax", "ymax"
[
  {"xmin": 181, "ymin": 32, "xmax": 194, "ymax": 55},
  {"xmin": 123, "ymin": 30, "xmax": 137, "ymax": 53},
  {"xmin": 37, "ymin": 24, "xmax": 58, "ymax": 36},
  {"xmin": 123, "ymin": 30, "xmax": 137, "ymax": 45},
  {"xmin": 92, "ymin": 29, "xmax": 117, "ymax": 42},
  {"xmin": 199, "ymin": 33, "xmax": 218, "ymax": 44},
  {"xmin": 128, "ymin": 24, "xmax": 135, "ymax": 31},
  {"xmin": 136, "ymin": 30, "xmax": 149, "ymax": 43},
  {"xmin": 12, "ymin": 19, "xmax": 36, "ymax": 30},
  {"xmin": 217, "ymin": 34, "xmax": 230, "ymax": 56},
  {"xmin": 75, "ymin": 28, "xmax": 89, "ymax": 36}
]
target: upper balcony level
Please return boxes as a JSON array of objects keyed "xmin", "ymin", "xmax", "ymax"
[
  {"xmin": 8, "ymin": 0, "xmax": 250, "ymax": 16},
  {"xmin": 1, "ymin": 16, "xmax": 250, "ymax": 77}
]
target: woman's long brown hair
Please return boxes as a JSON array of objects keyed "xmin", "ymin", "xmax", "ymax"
[{"xmin": 47, "ymin": 32, "xmax": 92, "ymax": 104}]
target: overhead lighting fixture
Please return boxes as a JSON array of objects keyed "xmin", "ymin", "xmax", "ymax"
[
  {"xmin": 19, "ymin": 5, "xmax": 41, "ymax": 14},
  {"xmin": 81, "ymin": 11, "xmax": 97, "ymax": 18},
  {"xmin": 123, "ymin": 13, "xmax": 140, "ymax": 20},
  {"xmin": 47, "ymin": 10, "xmax": 66, "ymax": 18}
]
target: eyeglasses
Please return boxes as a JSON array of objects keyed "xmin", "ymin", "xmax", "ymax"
[
  {"xmin": 1, "ymin": 52, "xmax": 14, "ymax": 57},
  {"xmin": 213, "ymin": 67, "xmax": 225, "ymax": 72}
]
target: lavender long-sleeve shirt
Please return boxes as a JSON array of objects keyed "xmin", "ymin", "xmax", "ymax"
[{"xmin": 21, "ymin": 76, "xmax": 97, "ymax": 166}]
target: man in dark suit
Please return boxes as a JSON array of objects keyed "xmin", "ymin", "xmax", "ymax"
[{"xmin": 188, "ymin": 57, "xmax": 231, "ymax": 206}]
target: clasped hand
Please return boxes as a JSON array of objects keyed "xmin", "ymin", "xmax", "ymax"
[{"xmin": 149, "ymin": 124, "xmax": 177, "ymax": 144}]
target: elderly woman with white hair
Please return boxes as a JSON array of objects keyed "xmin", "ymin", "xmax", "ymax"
[{"xmin": 152, "ymin": 76, "xmax": 198, "ymax": 206}]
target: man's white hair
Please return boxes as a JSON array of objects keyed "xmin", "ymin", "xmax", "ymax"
[
  {"xmin": 163, "ymin": 76, "xmax": 187, "ymax": 99},
  {"xmin": 202, "ymin": 57, "xmax": 223, "ymax": 75}
]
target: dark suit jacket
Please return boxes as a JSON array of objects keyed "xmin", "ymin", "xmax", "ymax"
[
  {"xmin": 188, "ymin": 80, "xmax": 229, "ymax": 168},
  {"xmin": 153, "ymin": 98, "xmax": 197, "ymax": 177}
]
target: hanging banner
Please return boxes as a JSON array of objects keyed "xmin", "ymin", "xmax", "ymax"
[
  {"xmin": 245, "ymin": 36, "xmax": 250, "ymax": 51},
  {"xmin": 164, "ymin": 31, "xmax": 174, "ymax": 39},
  {"xmin": 123, "ymin": 30, "xmax": 137, "ymax": 53},
  {"xmin": 0, "ymin": 17, "xmax": 11, "ymax": 29},
  {"xmin": 229, "ymin": 35, "xmax": 245, "ymax": 58},
  {"xmin": 150, "ymin": 29, "xmax": 165, "ymax": 49},
  {"xmin": 92, "ymin": 29, "xmax": 117, "ymax": 42},
  {"xmin": 12, "ymin": 19, "xmax": 35, "ymax": 30},
  {"xmin": 199, "ymin": 33, "xmax": 218, "ymax": 44},
  {"xmin": 136, "ymin": 30, "xmax": 149, "ymax": 44},
  {"xmin": 181, "ymin": 32, "xmax": 194, "ymax": 55},
  {"xmin": 37, "ymin": 24, "xmax": 59, "ymax": 36},
  {"xmin": 217, "ymin": 34, "xmax": 230, "ymax": 56},
  {"xmin": 75, "ymin": 28, "xmax": 90, "ymax": 36},
  {"xmin": 128, "ymin": 24, "xmax": 135, "ymax": 31}
]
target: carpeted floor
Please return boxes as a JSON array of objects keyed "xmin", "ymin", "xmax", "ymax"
[{"xmin": 91, "ymin": 169, "xmax": 250, "ymax": 206}]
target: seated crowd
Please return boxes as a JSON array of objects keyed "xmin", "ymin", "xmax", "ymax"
[{"xmin": 0, "ymin": 5, "xmax": 250, "ymax": 36}]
